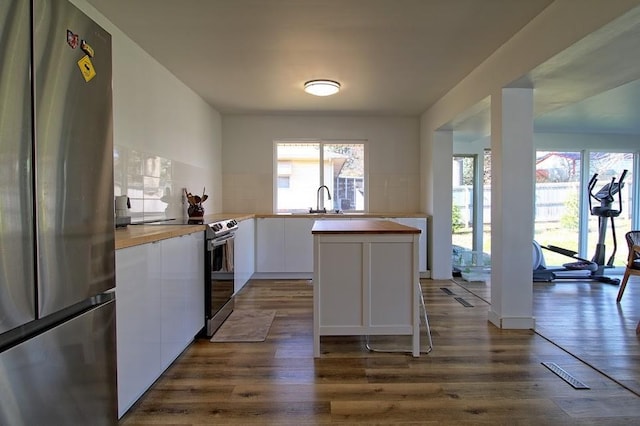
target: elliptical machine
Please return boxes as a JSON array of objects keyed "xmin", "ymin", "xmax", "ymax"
[{"xmin": 533, "ymin": 169, "xmax": 627, "ymax": 285}]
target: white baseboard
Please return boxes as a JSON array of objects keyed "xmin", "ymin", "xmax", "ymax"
[{"xmin": 488, "ymin": 310, "xmax": 535, "ymax": 329}]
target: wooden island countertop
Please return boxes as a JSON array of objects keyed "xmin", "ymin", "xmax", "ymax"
[{"xmin": 312, "ymin": 219, "xmax": 421, "ymax": 234}]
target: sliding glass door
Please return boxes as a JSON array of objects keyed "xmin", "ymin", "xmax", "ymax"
[
  {"xmin": 452, "ymin": 152, "xmax": 491, "ymax": 255},
  {"xmin": 534, "ymin": 151, "xmax": 581, "ymax": 266},
  {"xmin": 534, "ymin": 150, "xmax": 635, "ymax": 267},
  {"xmin": 452, "ymin": 156, "xmax": 475, "ymax": 251},
  {"xmin": 587, "ymin": 152, "xmax": 634, "ymax": 267}
]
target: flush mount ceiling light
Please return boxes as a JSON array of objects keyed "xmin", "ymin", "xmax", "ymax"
[{"xmin": 304, "ymin": 79, "xmax": 341, "ymax": 96}]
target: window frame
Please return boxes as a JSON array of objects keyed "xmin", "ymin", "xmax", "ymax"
[{"xmin": 273, "ymin": 139, "xmax": 368, "ymax": 213}]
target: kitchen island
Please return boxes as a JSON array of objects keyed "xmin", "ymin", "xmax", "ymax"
[{"xmin": 312, "ymin": 219, "xmax": 421, "ymax": 357}]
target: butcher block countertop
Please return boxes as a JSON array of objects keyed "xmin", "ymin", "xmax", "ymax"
[
  {"xmin": 312, "ymin": 219, "xmax": 421, "ymax": 234},
  {"xmin": 115, "ymin": 224, "xmax": 205, "ymax": 249},
  {"xmin": 114, "ymin": 213, "xmax": 254, "ymax": 250},
  {"xmin": 115, "ymin": 213, "xmax": 425, "ymax": 249}
]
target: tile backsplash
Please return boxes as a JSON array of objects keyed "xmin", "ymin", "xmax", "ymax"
[{"xmin": 114, "ymin": 145, "xmax": 207, "ymax": 222}]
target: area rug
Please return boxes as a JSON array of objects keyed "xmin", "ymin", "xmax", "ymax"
[{"xmin": 210, "ymin": 310, "xmax": 276, "ymax": 342}]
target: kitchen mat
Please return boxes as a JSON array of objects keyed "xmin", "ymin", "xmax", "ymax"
[{"xmin": 210, "ymin": 310, "xmax": 276, "ymax": 343}]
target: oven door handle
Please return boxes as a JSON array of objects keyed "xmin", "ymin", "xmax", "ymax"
[{"xmin": 207, "ymin": 234, "xmax": 235, "ymax": 250}]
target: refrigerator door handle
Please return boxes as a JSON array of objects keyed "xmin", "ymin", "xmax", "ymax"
[{"xmin": 0, "ymin": 291, "xmax": 115, "ymax": 354}]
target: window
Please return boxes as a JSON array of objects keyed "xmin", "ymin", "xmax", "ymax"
[
  {"xmin": 452, "ymin": 156, "xmax": 475, "ymax": 251},
  {"xmin": 534, "ymin": 151, "xmax": 581, "ymax": 266},
  {"xmin": 277, "ymin": 176, "xmax": 290, "ymax": 189},
  {"xmin": 587, "ymin": 152, "xmax": 634, "ymax": 267},
  {"xmin": 532, "ymin": 150, "xmax": 634, "ymax": 267},
  {"xmin": 275, "ymin": 141, "xmax": 366, "ymax": 213},
  {"xmin": 277, "ymin": 161, "xmax": 292, "ymax": 189}
]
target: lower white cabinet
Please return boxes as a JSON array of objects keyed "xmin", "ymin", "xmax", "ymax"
[
  {"xmin": 255, "ymin": 216, "xmax": 428, "ymax": 276},
  {"xmin": 313, "ymin": 225, "xmax": 421, "ymax": 357},
  {"xmin": 115, "ymin": 232, "xmax": 204, "ymax": 418},
  {"xmin": 234, "ymin": 219, "xmax": 255, "ymax": 292},
  {"xmin": 255, "ymin": 218, "xmax": 285, "ymax": 272},
  {"xmin": 257, "ymin": 217, "xmax": 316, "ymax": 273},
  {"xmin": 115, "ymin": 242, "xmax": 161, "ymax": 419},
  {"xmin": 159, "ymin": 233, "xmax": 204, "ymax": 369},
  {"xmin": 390, "ymin": 217, "xmax": 428, "ymax": 274},
  {"xmin": 284, "ymin": 218, "xmax": 315, "ymax": 272}
]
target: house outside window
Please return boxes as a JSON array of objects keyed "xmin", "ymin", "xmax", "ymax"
[{"xmin": 275, "ymin": 141, "xmax": 366, "ymax": 213}]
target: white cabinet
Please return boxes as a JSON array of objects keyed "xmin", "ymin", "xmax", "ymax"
[
  {"xmin": 255, "ymin": 216, "xmax": 427, "ymax": 276},
  {"xmin": 256, "ymin": 218, "xmax": 285, "ymax": 272},
  {"xmin": 183, "ymin": 234, "xmax": 205, "ymax": 338},
  {"xmin": 116, "ymin": 231, "xmax": 204, "ymax": 418},
  {"xmin": 256, "ymin": 217, "xmax": 345, "ymax": 275},
  {"xmin": 390, "ymin": 217, "xmax": 428, "ymax": 274},
  {"xmin": 115, "ymin": 242, "xmax": 161, "ymax": 419},
  {"xmin": 313, "ymin": 221, "xmax": 421, "ymax": 357},
  {"xmin": 159, "ymin": 232, "xmax": 204, "ymax": 369},
  {"xmin": 234, "ymin": 219, "xmax": 255, "ymax": 292},
  {"xmin": 284, "ymin": 218, "xmax": 315, "ymax": 272}
]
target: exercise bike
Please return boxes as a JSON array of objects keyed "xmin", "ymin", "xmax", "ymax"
[{"xmin": 533, "ymin": 169, "xmax": 627, "ymax": 285}]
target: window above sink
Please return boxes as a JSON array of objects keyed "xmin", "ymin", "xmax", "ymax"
[{"xmin": 275, "ymin": 141, "xmax": 367, "ymax": 214}]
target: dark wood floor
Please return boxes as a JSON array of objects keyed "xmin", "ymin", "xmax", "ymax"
[
  {"xmin": 457, "ymin": 273, "xmax": 640, "ymax": 396},
  {"xmin": 120, "ymin": 276, "xmax": 640, "ymax": 425}
]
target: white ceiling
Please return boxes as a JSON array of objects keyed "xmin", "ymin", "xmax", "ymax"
[{"xmin": 85, "ymin": 0, "xmax": 640, "ymax": 138}]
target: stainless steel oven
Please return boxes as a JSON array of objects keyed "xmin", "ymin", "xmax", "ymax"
[{"xmin": 205, "ymin": 219, "xmax": 238, "ymax": 336}]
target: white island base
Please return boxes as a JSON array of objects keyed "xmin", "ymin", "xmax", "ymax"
[{"xmin": 312, "ymin": 219, "xmax": 421, "ymax": 357}]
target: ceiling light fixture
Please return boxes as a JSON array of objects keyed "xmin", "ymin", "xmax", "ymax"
[{"xmin": 304, "ymin": 79, "xmax": 341, "ymax": 96}]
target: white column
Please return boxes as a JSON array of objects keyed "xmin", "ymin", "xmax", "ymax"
[
  {"xmin": 488, "ymin": 88, "xmax": 535, "ymax": 329},
  {"xmin": 429, "ymin": 130, "xmax": 454, "ymax": 279}
]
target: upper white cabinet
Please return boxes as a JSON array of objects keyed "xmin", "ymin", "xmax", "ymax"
[{"xmin": 234, "ymin": 219, "xmax": 255, "ymax": 292}]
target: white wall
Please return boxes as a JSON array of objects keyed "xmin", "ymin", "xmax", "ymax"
[
  {"xmin": 222, "ymin": 115, "xmax": 420, "ymax": 214},
  {"xmin": 71, "ymin": 0, "xmax": 223, "ymax": 216}
]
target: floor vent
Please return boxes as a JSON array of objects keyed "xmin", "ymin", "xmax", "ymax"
[
  {"xmin": 541, "ymin": 362, "xmax": 590, "ymax": 389},
  {"xmin": 440, "ymin": 288, "xmax": 455, "ymax": 295},
  {"xmin": 454, "ymin": 297, "xmax": 473, "ymax": 307}
]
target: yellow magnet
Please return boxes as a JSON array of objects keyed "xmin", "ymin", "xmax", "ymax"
[{"xmin": 77, "ymin": 55, "xmax": 96, "ymax": 82}]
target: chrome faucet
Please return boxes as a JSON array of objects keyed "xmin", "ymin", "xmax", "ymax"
[{"xmin": 311, "ymin": 185, "xmax": 332, "ymax": 213}]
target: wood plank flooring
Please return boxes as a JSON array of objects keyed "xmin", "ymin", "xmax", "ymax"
[
  {"xmin": 457, "ymin": 274, "xmax": 640, "ymax": 397},
  {"xmin": 119, "ymin": 277, "xmax": 640, "ymax": 425}
]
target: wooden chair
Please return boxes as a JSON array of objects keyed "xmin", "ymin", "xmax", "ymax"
[{"xmin": 616, "ymin": 230, "xmax": 640, "ymax": 303}]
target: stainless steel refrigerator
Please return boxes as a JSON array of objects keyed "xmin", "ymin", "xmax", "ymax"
[{"xmin": 0, "ymin": 0, "xmax": 116, "ymax": 424}]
